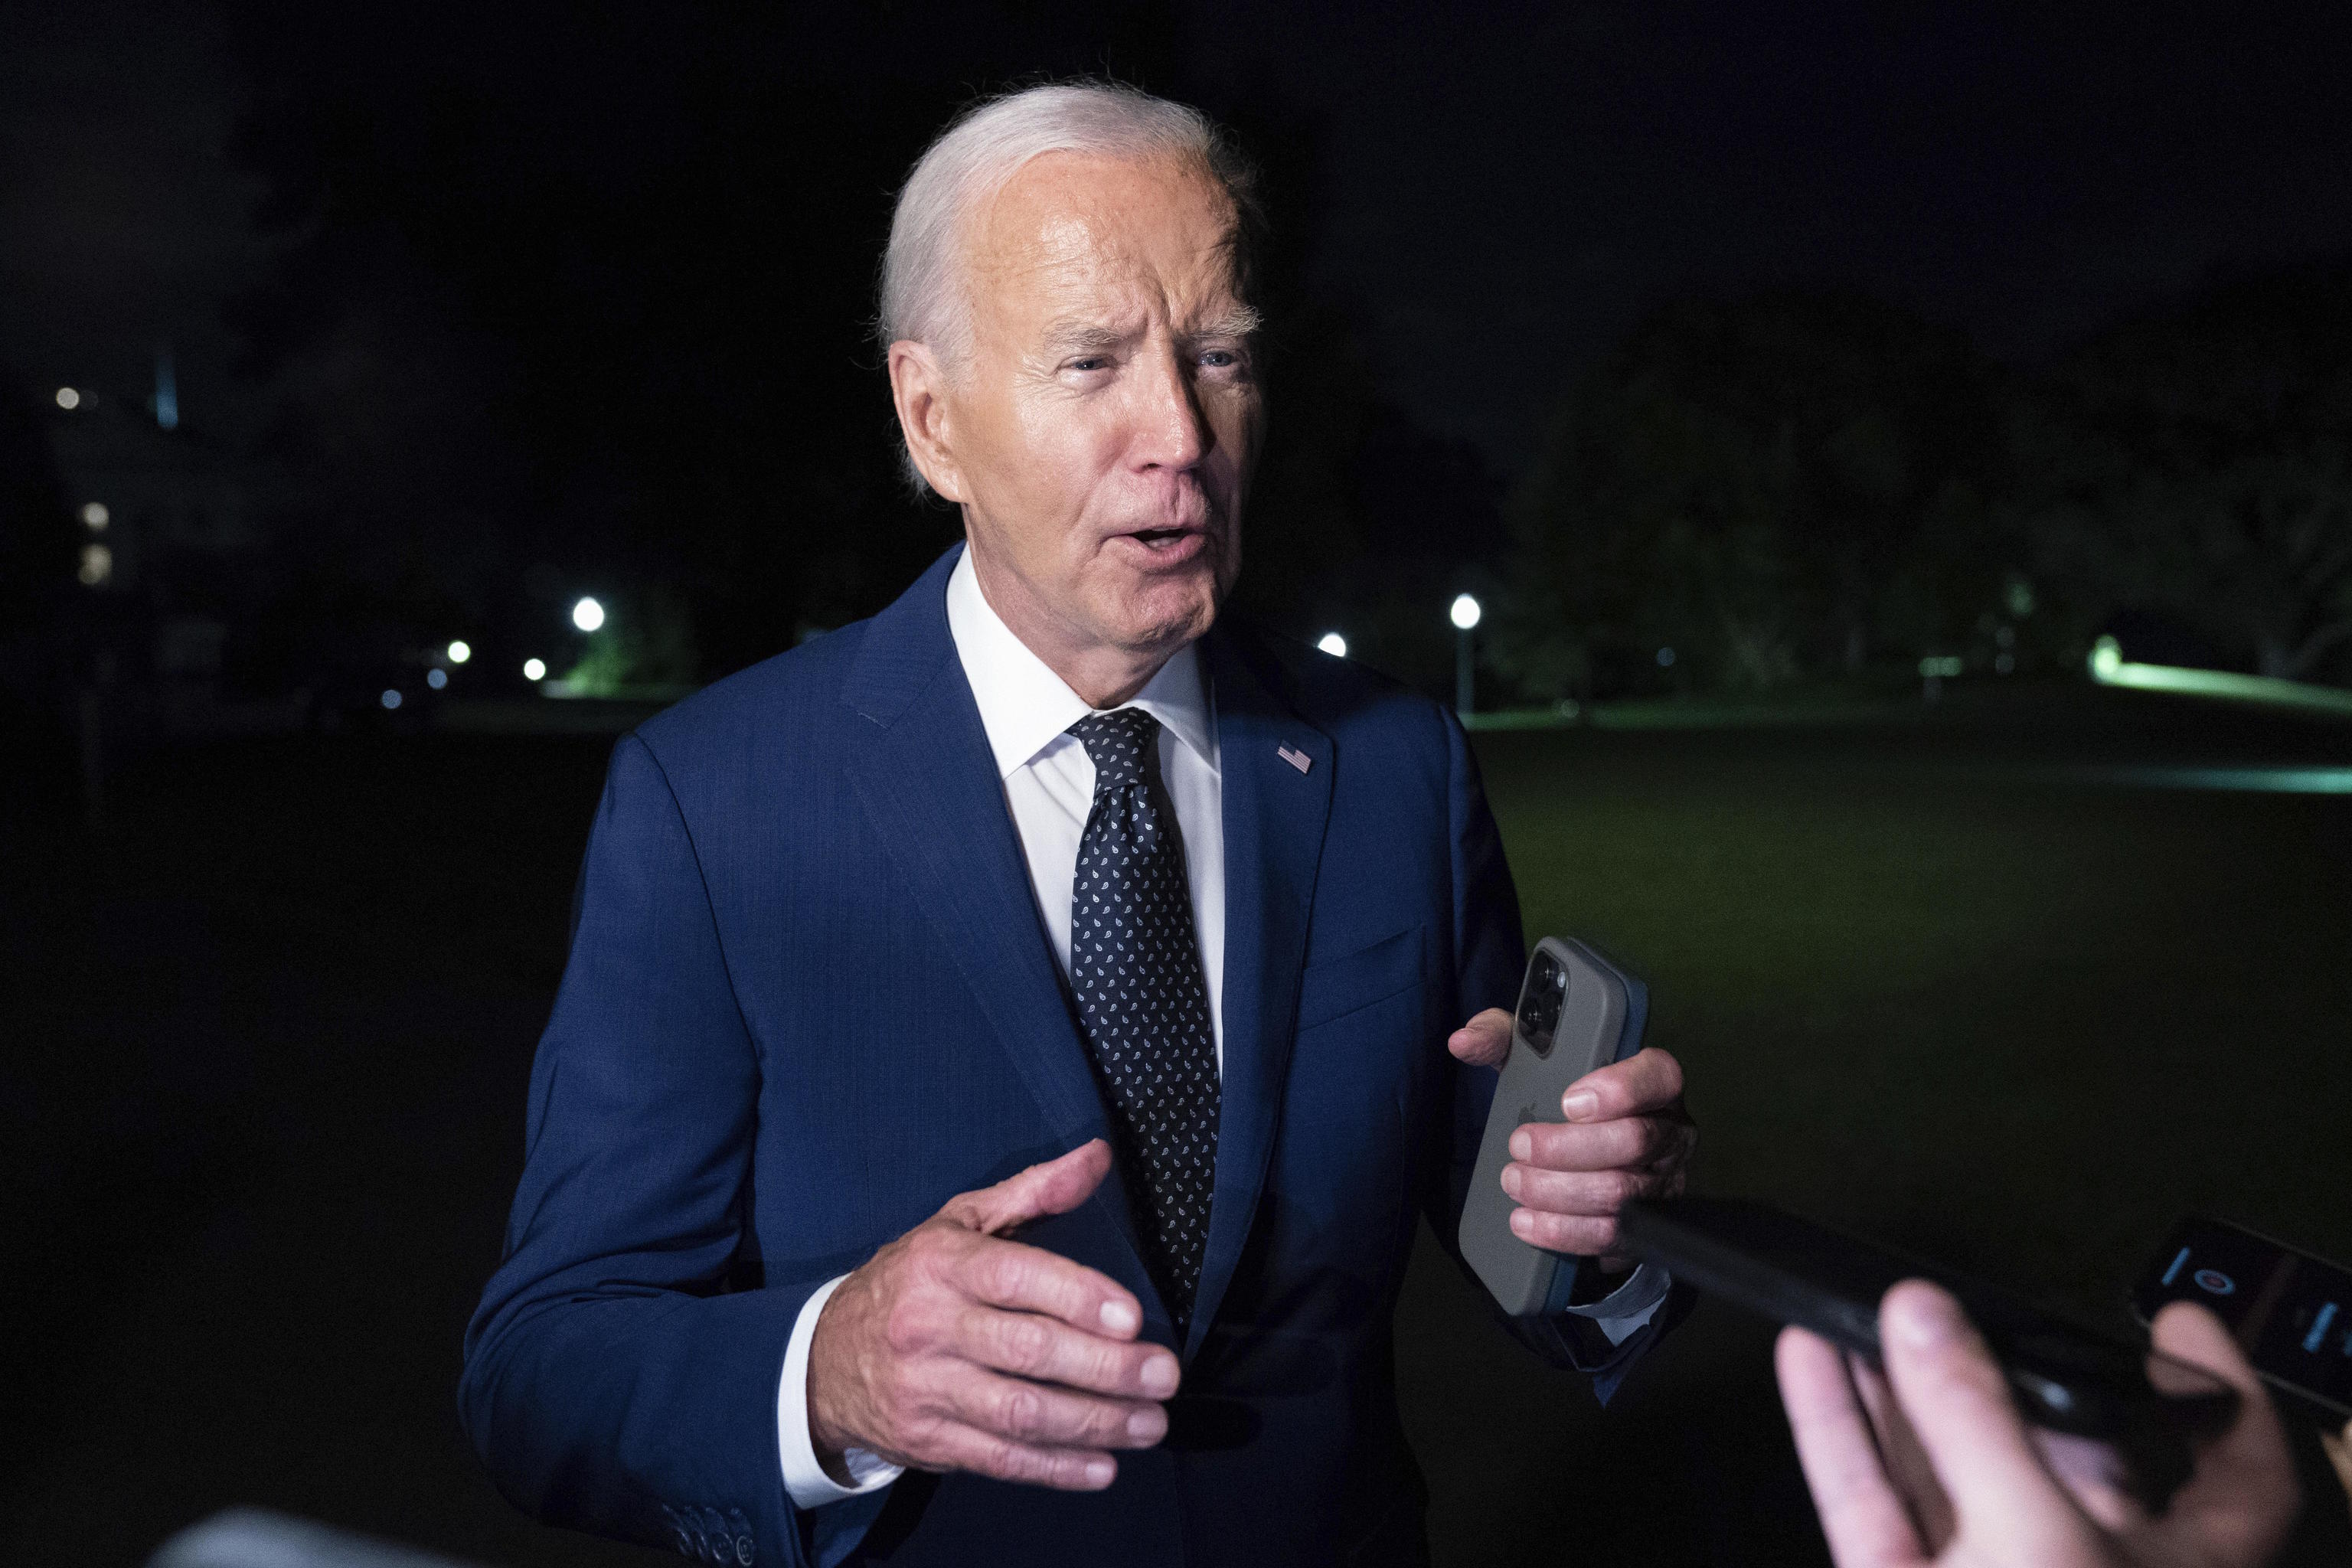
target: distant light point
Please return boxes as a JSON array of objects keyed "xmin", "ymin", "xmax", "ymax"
[
  {"xmin": 1317, "ymin": 632, "xmax": 1348, "ymax": 658},
  {"xmin": 381, "ymin": 689, "xmax": 403, "ymax": 710},
  {"xmin": 446, "ymin": 639, "xmax": 472, "ymax": 665},
  {"xmin": 523, "ymin": 658, "xmax": 547, "ymax": 681},
  {"xmin": 80, "ymin": 502, "xmax": 109, "ymax": 530},
  {"xmin": 426, "ymin": 668, "xmax": 449, "ymax": 691},
  {"xmin": 55, "ymin": 387, "xmax": 80, "ymax": 410},
  {"xmin": 572, "ymin": 596, "xmax": 606, "ymax": 632},
  {"xmin": 1657, "ymin": 646, "xmax": 1676, "ymax": 668},
  {"xmin": 2089, "ymin": 635, "xmax": 2123, "ymax": 681},
  {"xmin": 77, "ymin": 544, "xmax": 113, "ymax": 586}
]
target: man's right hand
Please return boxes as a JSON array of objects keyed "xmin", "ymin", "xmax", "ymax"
[{"xmin": 807, "ymin": 1139, "xmax": 1180, "ymax": 1491}]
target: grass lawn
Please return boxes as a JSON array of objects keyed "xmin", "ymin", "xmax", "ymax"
[{"xmin": 1400, "ymin": 684, "xmax": 2352, "ymax": 1565}]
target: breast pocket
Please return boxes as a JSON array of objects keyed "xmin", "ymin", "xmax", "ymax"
[
  {"xmin": 1271, "ymin": 923, "xmax": 1432, "ymax": 1282},
  {"xmin": 1294, "ymin": 924, "xmax": 1427, "ymax": 1034}
]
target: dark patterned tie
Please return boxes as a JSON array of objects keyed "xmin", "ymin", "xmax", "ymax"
[{"xmin": 1064, "ymin": 707, "xmax": 1220, "ymax": 1334}]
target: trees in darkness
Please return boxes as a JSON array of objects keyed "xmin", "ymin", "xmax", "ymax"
[
  {"xmin": 220, "ymin": 2, "xmax": 974, "ymax": 684},
  {"xmin": 2017, "ymin": 264, "xmax": 2352, "ymax": 685},
  {"xmin": 1497, "ymin": 293, "xmax": 2008, "ymax": 699},
  {"xmin": 1498, "ymin": 265, "xmax": 2352, "ymax": 700}
]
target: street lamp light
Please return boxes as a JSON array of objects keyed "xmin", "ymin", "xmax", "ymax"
[
  {"xmin": 1449, "ymin": 594, "xmax": 1481, "ymax": 714},
  {"xmin": 1316, "ymin": 632, "xmax": 1348, "ymax": 658},
  {"xmin": 572, "ymin": 596, "xmax": 606, "ymax": 633}
]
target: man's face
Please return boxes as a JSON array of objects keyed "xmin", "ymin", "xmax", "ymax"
[{"xmin": 906, "ymin": 153, "xmax": 1263, "ymax": 663}]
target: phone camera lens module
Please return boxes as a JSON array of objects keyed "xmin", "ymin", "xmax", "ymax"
[{"xmin": 1518, "ymin": 951, "xmax": 1567, "ymax": 1056}]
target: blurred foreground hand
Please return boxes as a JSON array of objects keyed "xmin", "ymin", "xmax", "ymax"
[
  {"xmin": 1775, "ymin": 1279, "xmax": 2298, "ymax": 1568},
  {"xmin": 2321, "ymin": 1420, "xmax": 2352, "ymax": 1522}
]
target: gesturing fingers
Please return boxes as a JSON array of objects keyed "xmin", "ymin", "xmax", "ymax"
[
  {"xmin": 814, "ymin": 1145, "xmax": 1180, "ymax": 1494},
  {"xmin": 947, "ymin": 1227, "xmax": 1151, "ymax": 1343},
  {"xmin": 910, "ymin": 1418, "xmax": 1122, "ymax": 1491},
  {"xmin": 939, "ymin": 1367, "xmax": 1168, "ymax": 1454},
  {"xmin": 954, "ymin": 1296, "xmax": 1181, "ymax": 1401},
  {"xmin": 939, "ymin": 1139, "xmax": 1116, "ymax": 1238}
]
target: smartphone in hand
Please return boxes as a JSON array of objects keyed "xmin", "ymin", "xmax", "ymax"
[
  {"xmin": 2133, "ymin": 1216, "xmax": 2352, "ymax": 1426},
  {"xmin": 1459, "ymin": 937, "xmax": 1648, "ymax": 1316}
]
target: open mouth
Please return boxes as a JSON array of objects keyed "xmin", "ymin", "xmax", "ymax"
[{"xmin": 1111, "ymin": 524, "xmax": 1210, "ymax": 564}]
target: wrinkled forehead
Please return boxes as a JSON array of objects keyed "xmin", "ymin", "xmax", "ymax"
[{"xmin": 961, "ymin": 152, "xmax": 1248, "ymax": 340}]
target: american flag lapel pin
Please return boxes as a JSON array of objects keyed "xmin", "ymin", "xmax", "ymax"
[{"xmin": 1276, "ymin": 744, "xmax": 1312, "ymax": 774}]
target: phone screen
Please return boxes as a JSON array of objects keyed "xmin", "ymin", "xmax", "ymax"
[{"xmin": 2133, "ymin": 1218, "xmax": 2352, "ymax": 1420}]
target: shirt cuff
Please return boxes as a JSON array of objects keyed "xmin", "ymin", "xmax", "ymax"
[
  {"xmin": 779, "ymin": 1275, "xmax": 905, "ymax": 1509},
  {"xmin": 1560, "ymin": 1262, "xmax": 1671, "ymax": 1347}
]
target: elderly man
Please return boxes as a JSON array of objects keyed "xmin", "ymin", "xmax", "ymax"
[{"xmin": 462, "ymin": 82, "xmax": 1694, "ymax": 1568}]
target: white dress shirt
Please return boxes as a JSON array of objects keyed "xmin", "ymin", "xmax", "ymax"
[
  {"xmin": 777, "ymin": 553, "xmax": 1223, "ymax": 1506},
  {"xmin": 778, "ymin": 550, "xmax": 1659, "ymax": 1508}
]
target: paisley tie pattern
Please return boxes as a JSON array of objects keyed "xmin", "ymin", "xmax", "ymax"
[{"xmin": 1064, "ymin": 707, "xmax": 1220, "ymax": 1334}]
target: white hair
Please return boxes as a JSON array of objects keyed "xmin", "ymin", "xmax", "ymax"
[{"xmin": 878, "ymin": 80, "xmax": 1259, "ymax": 492}]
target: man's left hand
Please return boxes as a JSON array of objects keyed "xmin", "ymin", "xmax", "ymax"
[{"xmin": 1446, "ymin": 1008, "xmax": 1697, "ymax": 1269}]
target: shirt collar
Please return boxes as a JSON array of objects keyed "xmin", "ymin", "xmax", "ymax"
[{"xmin": 944, "ymin": 547, "xmax": 1217, "ymax": 780}]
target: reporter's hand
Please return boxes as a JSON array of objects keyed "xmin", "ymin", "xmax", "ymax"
[
  {"xmin": 1775, "ymin": 1279, "xmax": 2299, "ymax": 1567},
  {"xmin": 2323, "ymin": 1419, "xmax": 2352, "ymax": 1520},
  {"xmin": 1447, "ymin": 1007, "xmax": 1697, "ymax": 1269},
  {"xmin": 807, "ymin": 1140, "xmax": 1180, "ymax": 1491}
]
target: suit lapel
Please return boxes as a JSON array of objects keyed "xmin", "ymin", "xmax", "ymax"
[
  {"xmin": 840, "ymin": 550, "xmax": 1158, "ymax": 1313},
  {"xmin": 1187, "ymin": 629, "xmax": 1334, "ymax": 1359}
]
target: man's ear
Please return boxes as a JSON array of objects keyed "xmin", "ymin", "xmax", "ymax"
[{"xmin": 887, "ymin": 341, "xmax": 968, "ymax": 502}]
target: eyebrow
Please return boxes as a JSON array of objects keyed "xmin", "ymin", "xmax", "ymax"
[
  {"xmin": 1040, "ymin": 320, "xmax": 1132, "ymax": 356},
  {"xmin": 1038, "ymin": 305, "xmax": 1264, "ymax": 358},
  {"xmin": 1184, "ymin": 305, "xmax": 1263, "ymax": 341}
]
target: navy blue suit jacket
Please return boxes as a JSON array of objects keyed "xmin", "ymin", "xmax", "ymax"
[{"xmin": 461, "ymin": 548, "xmax": 1661, "ymax": 1567}]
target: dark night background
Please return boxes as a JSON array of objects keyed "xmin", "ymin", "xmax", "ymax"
[{"xmin": 5, "ymin": 2, "xmax": 2351, "ymax": 1563}]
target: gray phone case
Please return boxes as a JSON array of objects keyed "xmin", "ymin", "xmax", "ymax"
[{"xmin": 1458, "ymin": 936, "xmax": 1648, "ymax": 1317}]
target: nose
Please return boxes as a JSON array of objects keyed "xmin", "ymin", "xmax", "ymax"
[{"xmin": 1127, "ymin": 340, "xmax": 1210, "ymax": 473}]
